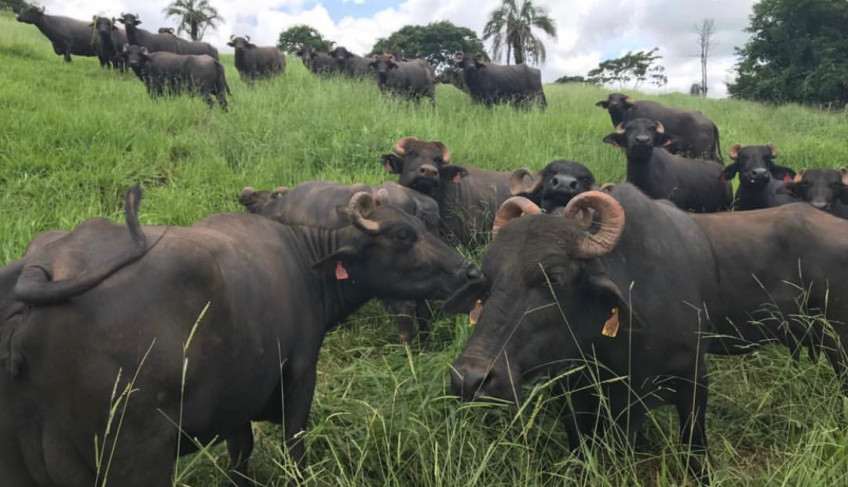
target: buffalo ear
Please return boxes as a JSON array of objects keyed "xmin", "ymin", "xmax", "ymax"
[
  {"xmin": 442, "ymin": 278, "xmax": 489, "ymax": 315},
  {"xmin": 440, "ymin": 165, "xmax": 469, "ymax": 184},
  {"xmin": 728, "ymin": 143, "xmax": 742, "ymax": 160},
  {"xmin": 595, "ymin": 100, "xmax": 609, "ymax": 109},
  {"xmin": 780, "ymin": 181, "xmax": 798, "ymax": 196},
  {"xmin": 586, "ymin": 272, "xmax": 640, "ymax": 331},
  {"xmin": 312, "ymin": 245, "xmax": 359, "ymax": 272},
  {"xmin": 720, "ymin": 162, "xmax": 739, "ymax": 182},
  {"xmin": 227, "ymin": 42, "xmax": 234, "ymax": 47},
  {"xmin": 381, "ymin": 154, "xmax": 402, "ymax": 174},
  {"xmin": 602, "ymin": 133, "xmax": 622, "ymax": 148},
  {"xmin": 771, "ymin": 164, "xmax": 795, "ymax": 182},
  {"xmin": 655, "ymin": 132, "xmax": 672, "ymax": 148}
]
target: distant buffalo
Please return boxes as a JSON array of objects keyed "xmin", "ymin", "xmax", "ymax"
[
  {"xmin": 719, "ymin": 143, "xmax": 797, "ymax": 211},
  {"xmin": 596, "ymin": 93, "xmax": 721, "ymax": 161},
  {"xmin": 329, "ymin": 46, "xmax": 371, "ymax": 77},
  {"xmin": 435, "ymin": 67, "xmax": 468, "ymax": 93},
  {"xmin": 16, "ymin": 6, "xmax": 97, "ymax": 62},
  {"xmin": 117, "ymin": 13, "xmax": 218, "ymax": 59},
  {"xmin": 228, "ymin": 35, "xmax": 286, "ymax": 82},
  {"xmin": 158, "ymin": 27, "xmax": 175, "ymax": 35},
  {"xmin": 509, "ymin": 160, "xmax": 597, "ymax": 213},
  {"xmin": 369, "ymin": 54, "xmax": 435, "ymax": 104},
  {"xmin": 295, "ymin": 45, "xmax": 340, "ymax": 76},
  {"xmin": 91, "ymin": 16, "xmax": 127, "ymax": 70},
  {"xmin": 785, "ymin": 168, "xmax": 848, "ymax": 218},
  {"xmin": 121, "ymin": 45, "xmax": 230, "ymax": 110},
  {"xmin": 453, "ymin": 52, "xmax": 546, "ymax": 110}
]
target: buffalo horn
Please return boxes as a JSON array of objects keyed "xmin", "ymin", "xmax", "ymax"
[
  {"xmin": 728, "ymin": 143, "xmax": 742, "ymax": 160},
  {"xmin": 614, "ymin": 122, "xmax": 626, "ymax": 134},
  {"xmin": 393, "ymin": 136, "xmax": 420, "ymax": 156},
  {"xmin": 230, "ymin": 34, "xmax": 235, "ymax": 41},
  {"xmin": 492, "ymin": 197, "xmax": 541, "ymax": 237},
  {"xmin": 655, "ymin": 121, "xmax": 665, "ymax": 134},
  {"xmin": 509, "ymin": 168, "xmax": 542, "ymax": 196},
  {"xmin": 238, "ymin": 186, "xmax": 257, "ymax": 206},
  {"xmin": 433, "ymin": 141, "xmax": 451, "ymax": 163},
  {"xmin": 563, "ymin": 191, "xmax": 625, "ymax": 259},
  {"xmin": 348, "ymin": 191, "xmax": 381, "ymax": 234},
  {"xmin": 272, "ymin": 186, "xmax": 289, "ymax": 198},
  {"xmin": 245, "ymin": 35, "xmax": 250, "ymax": 42},
  {"xmin": 766, "ymin": 142, "xmax": 778, "ymax": 157},
  {"xmin": 793, "ymin": 170, "xmax": 805, "ymax": 183}
]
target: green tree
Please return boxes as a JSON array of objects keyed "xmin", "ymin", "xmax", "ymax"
[
  {"xmin": 587, "ymin": 48, "xmax": 668, "ymax": 89},
  {"xmin": 554, "ymin": 75, "xmax": 596, "ymax": 85},
  {"xmin": 728, "ymin": 0, "xmax": 848, "ymax": 107},
  {"xmin": 0, "ymin": 0, "xmax": 31, "ymax": 13},
  {"xmin": 482, "ymin": 0, "xmax": 557, "ymax": 65},
  {"xmin": 162, "ymin": 0, "xmax": 223, "ymax": 41},
  {"xmin": 278, "ymin": 24, "xmax": 333, "ymax": 54},
  {"xmin": 370, "ymin": 21, "xmax": 484, "ymax": 72}
]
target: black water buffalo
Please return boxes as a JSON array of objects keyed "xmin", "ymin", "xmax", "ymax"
[
  {"xmin": 447, "ymin": 185, "xmax": 848, "ymax": 484},
  {"xmin": 783, "ymin": 168, "xmax": 848, "ymax": 218},
  {"xmin": 295, "ymin": 45, "xmax": 340, "ymax": 76},
  {"xmin": 157, "ymin": 27, "xmax": 175, "ymax": 35},
  {"xmin": 16, "ymin": 6, "xmax": 97, "ymax": 62},
  {"xmin": 603, "ymin": 118, "xmax": 731, "ymax": 212},
  {"xmin": 509, "ymin": 160, "xmax": 596, "ymax": 213},
  {"xmin": 719, "ymin": 143, "xmax": 797, "ymax": 211},
  {"xmin": 117, "ymin": 13, "xmax": 218, "ymax": 59},
  {"xmin": 0, "ymin": 186, "xmax": 478, "ymax": 486},
  {"xmin": 121, "ymin": 45, "xmax": 229, "ymax": 109},
  {"xmin": 452, "ymin": 52, "xmax": 546, "ymax": 110},
  {"xmin": 91, "ymin": 16, "xmax": 127, "ymax": 70},
  {"xmin": 228, "ymin": 35, "xmax": 286, "ymax": 82},
  {"xmin": 329, "ymin": 46, "xmax": 372, "ymax": 77},
  {"xmin": 596, "ymin": 93, "xmax": 722, "ymax": 161},
  {"xmin": 381, "ymin": 136, "xmax": 513, "ymax": 246},
  {"xmin": 435, "ymin": 67, "xmax": 468, "ymax": 92},
  {"xmin": 369, "ymin": 54, "xmax": 435, "ymax": 104},
  {"xmin": 239, "ymin": 180, "xmax": 441, "ymax": 343}
]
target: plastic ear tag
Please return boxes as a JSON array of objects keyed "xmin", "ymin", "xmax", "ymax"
[
  {"xmin": 602, "ymin": 307, "xmax": 619, "ymax": 337},
  {"xmin": 469, "ymin": 300, "xmax": 484, "ymax": 325},
  {"xmin": 452, "ymin": 173, "xmax": 462, "ymax": 184},
  {"xmin": 335, "ymin": 261, "xmax": 349, "ymax": 280},
  {"xmin": 384, "ymin": 162, "xmax": 394, "ymax": 173}
]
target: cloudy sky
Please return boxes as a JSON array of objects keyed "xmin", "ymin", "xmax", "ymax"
[{"xmin": 41, "ymin": 0, "xmax": 758, "ymax": 97}]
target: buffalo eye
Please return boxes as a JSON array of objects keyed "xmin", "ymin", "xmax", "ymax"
[{"xmin": 392, "ymin": 227, "xmax": 416, "ymax": 246}]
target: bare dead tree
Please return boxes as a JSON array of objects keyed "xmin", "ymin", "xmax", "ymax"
[{"xmin": 694, "ymin": 18, "xmax": 715, "ymax": 97}]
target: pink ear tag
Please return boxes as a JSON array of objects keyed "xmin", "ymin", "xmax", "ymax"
[
  {"xmin": 384, "ymin": 162, "xmax": 394, "ymax": 173},
  {"xmin": 335, "ymin": 261, "xmax": 349, "ymax": 280},
  {"xmin": 452, "ymin": 173, "xmax": 462, "ymax": 183}
]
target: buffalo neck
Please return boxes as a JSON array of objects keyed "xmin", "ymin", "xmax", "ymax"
[
  {"xmin": 608, "ymin": 107, "xmax": 628, "ymax": 126},
  {"xmin": 625, "ymin": 148, "xmax": 661, "ymax": 187}
]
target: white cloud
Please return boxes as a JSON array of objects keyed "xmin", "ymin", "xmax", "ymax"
[{"xmin": 38, "ymin": 0, "xmax": 757, "ymax": 97}]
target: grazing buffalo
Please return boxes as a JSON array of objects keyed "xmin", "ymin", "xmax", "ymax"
[
  {"xmin": 329, "ymin": 46, "xmax": 371, "ymax": 77},
  {"xmin": 453, "ymin": 52, "xmax": 546, "ymax": 110},
  {"xmin": 447, "ymin": 185, "xmax": 848, "ymax": 484},
  {"xmin": 295, "ymin": 45, "xmax": 340, "ymax": 76},
  {"xmin": 369, "ymin": 54, "xmax": 436, "ymax": 104},
  {"xmin": 435, "ymin": 67, "xmax": 468, "ymax": 92},
  {"xmin": 509, "ymin": 160, "xmax": 596, "ymax": 213},
  {"xmin": 239, "ymin": 181, "xmax": 441, "ymax": 343},
  {"xmin": 596, "ymin": 93, "xmax": 722, "ymax": 161},
  {"xmin": 783, "ymin": 168, "xmax": 848, "ymax": 218},
  {"xmin": 157, "ymin": 27, "xmax": 175, "ymax": 35},
  {"xmin": 719, "ymin": 143, "xmax": 797, "ymax": 211},
  {"xmin": 603, "ymin": 118, "xmax": 731, "ymax": 212},
  {"xmin": 381, "ymin": 136, "xmax": 512, "ymax": 246},
  {"xmin": 121, "ymin": 45, "xmax": 229, "ymax": 110},
  {"xmin": 228, "ymin": 35, "xmax": 286, "ymax": 82},
  {"xmin": 91, "ymin": 16, "xmax": 127, "ymax": 70},
  {"xmin": 0, "ymin": 186, "xmax": 478, "ymax": 486},
  {"xmin": 117, "ymin": 13, "xmax": 218, "ymax": 59},
  {"xmin": 16, "ymin": 6, "xmax": 97, "ymax": 62}
]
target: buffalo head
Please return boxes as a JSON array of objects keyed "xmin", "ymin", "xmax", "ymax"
[
  {"xmin": 446, "ymin": 191, "xmax": 626, "ymax": 403},
  {"xmin": 228, "ymin": 35, "xmax": 255, "ymax": 50},
  {"xmin": 510, "ymin": 160, "xmax": 596, "ymax": 213},
  {"xmin": 602, "ymin": 118, "xmax": 670, "ymax": 162},
  {"xmin": 720, "ymin": 143, "xmax": 794, "ymax": 187},
  {"xmin": 238, "ymin": 186, "xmax": 290, "ymax": 214},
  {"xmin": 453, "ymin": 52, "xmax": 487, "ymax": 73},
  {"xmin": 158, "ymin": 27, "xmax": 176, "ymax": 35},
  {"xmin": 369, "ymin": 53, "xmax": 399, "ymax": 81},
  {"xmin": 783, "ymin": 168, "xmax": 848, "ymax": 211},
  {"xmin": 381, "ymin": 136, "xmax": 464, "ymax": 197},
  {"xmin": 120, "ymin": 44, "xmax": 149, "ymax": 69},
  {"xmin": 16, "ymin": 5, "xmax": 45, "ymax": 24},
  {"xmin": 117, "ymin": 13, "xmax": 141, "ymax": 26},
  {"xmin": 330, "ymin": 46, "xmax": 354, "ymax": 61},
  {"xmin": 91, "ymin": 16, "xmax": 117, "ymax": 36}
]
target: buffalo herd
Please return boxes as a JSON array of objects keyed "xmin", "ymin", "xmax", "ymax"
[{"xmin": 6, "ymin": 6, "xmax": 848, "ymax": 487}]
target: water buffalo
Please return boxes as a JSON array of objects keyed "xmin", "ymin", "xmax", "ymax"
[
  {"xmin": 0, "ymin": 186, "xmax": 478, "ymax": 486},
  {"xmin": 157, "ymin": 27, "xmax": 175, "ymax": 35},
  {"xmin": 16, "ymin": 6, "xmax": 97, "ymax": 62},
  {"xmin": 329, "ymin": 46, "xmax": 371, "ymax": 77},
  {"xmin": 783, "ymin": 168, "xmax": 848, "ymax": 218},
  {"xmin": 447, "ymin": 185, "xmax": 848, "ymax": 484},
  {"xmin": 117, "ymin": 13, "xmax": 218, "ymax": 59},
  {"xmin": 91, "ymin": 16, "xmax": 127, "ymax": 70},
  {"xmin": 453, "ymin": 52, "xmax": 546, "ymax": 110},
  {"xmin": 596, "ymin": 93, "xmax": 722, "ymax": 161},
  {"xmin": 603, "ymin": 118, "xmax": 731, "ymax": 212},
  {"xmin": 228, "ymin": 35, "xmax": 286, "ymax": 82},
  {"xmin": 369, "ymin": 54, "xmax": 436, "ymax": 104},
  {"xmin": 295, "ymin": 45, "xmax": 340, "ymax": 76},
  {"xmin": 121, "ymin": 45, "xmax": 230, "ymax": 110},
  {"xmin": 381, "ymin": 136, "xmax": 513, "ymax": 246},
  {"xmin": 435, "ymin": 67, "xmax": 468, "ymax": 92},
  {"xmin": 509, "ymin": 160, "xmax": 596, "ymax": 213},
  {"xmin": 719, "ymin": 143, "xmax": 797, "ymax": 211}
]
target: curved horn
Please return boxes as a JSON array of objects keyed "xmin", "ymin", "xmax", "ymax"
[
  {"xmin": 245, "ymin": 35, "xmax": 250, "ymax": 43},
  {"xmin": 229, "ymin": 34, "xmax": 235, "ymax": 41},
  {"xmin": 563, "ymin": 191, "xmax": 625, "ymax": 259},
  {"xmin": 728, "ymin": 143, "xmax": 742, "ymax": 160},
  {"xmin": 793, "ymin": 170, "xmax": 805, "ymax": 183},
  {"xmin": 766, "ymin": 142, "xmax": 777, "ymax": 157},
  {"xmin": 393, "ymin": 136, "xmax": 420, "ymax": 156},
  {"xmin": 374, "ymin": 188, "xmax": 390, "ymax": 206},
  {"xmin": 348, "ymin": 191, "xmax": 381, "ymax": 234},
  {"xmin": 655, "ymin": 121, "xmax": 665, "ymax": 134},
  {"xmin": 492, "ymin": 197, "xmax": 542, "ymax": 237},
  {"xmin": 272, "ymin": 186, "xmax": 289, "ymax": 198},
  {"xmin": 509, "ymin": 168, "xmax": 542, "ymax": 195},
  {"xmin": 614, "ymin": 122, "xmax": 626, "ymax": 135},
  {"xmin": 433, "ymin": 141, "xmax": 451, "ymax": 163},
  {"xmin": 238, "ymin": 187, "xmax": 257, "ymax": 206}
]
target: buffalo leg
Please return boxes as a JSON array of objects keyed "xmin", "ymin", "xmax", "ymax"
[
  {"xmin": 226, "ymin": 422, "xmax": 254, "ymax": 487},
  {"xmin": 282, "ymin": 362, "xmax": 317, "ymax": 480},
  {"xmin": 674, "ymin": 373, "xmax": 710, "ymax": 485},
  {"xmin": 415, "ymin": 300, "xmax": 433, "ymax": 344},
  {"xmin": 556, "ymin": 381, "xmax": 603, "ymax": 452},
  {"xmin": 63, "ymin": 46, "xmax": 72, "ymax": 63}
]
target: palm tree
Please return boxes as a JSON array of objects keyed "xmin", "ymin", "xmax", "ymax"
[
  {"xmin": 162, "ymin": 0, "xmax": 224, "ymax": 41},
  {"xmin": 482, "ymin": 0, "xmax": 557, "ymax": 66}
]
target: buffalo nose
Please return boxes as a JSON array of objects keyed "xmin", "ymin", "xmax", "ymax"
[
  {"xmin": 635, "ymin": 135, "xmax": 651, "ymax": 145},
  {"xmin": 465, "ymin": 263, "xmax": 481, "ymax": 280},
  {"xmin": 418, "ymin": 165, "xmax": 438, "ymax": 178},
  {"xmin": 551, "ymin": 175, "xmax": 578, "ymax": 190},
  {"xmin": 751, "ymin": 168, "xmax": 768, "ymax": 177},
  {"xmin": 451, "ymin": 364, "xmax": 487, "ymax": 401},
  {"xmin": 811, "ymin": 201, "xmax": 828, "ymax": 210}
]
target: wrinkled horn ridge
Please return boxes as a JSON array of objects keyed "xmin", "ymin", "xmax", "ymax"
[
  {"xmin": 492, "ymin": 196, "xmax": 541, "ymax": 236},
  {"xmin": 393, "ymin": 136, "xmax": 419, "ymax": 156},
  {"xmin": 348, "ymin": 191, "xmax": 380, "ymax": 233},
  {"xmin": 563, "ymin": 191, "xmax": 625, "ymax": 259}
]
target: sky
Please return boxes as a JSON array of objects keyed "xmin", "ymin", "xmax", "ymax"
[{"xmin": 39, "ymin": 0, "xmax": 759, "ymax": 97}]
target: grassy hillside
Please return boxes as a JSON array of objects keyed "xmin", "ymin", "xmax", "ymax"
[{"xmin": 4, "ymin": 12, "xmax": 848, "ymax": 486}]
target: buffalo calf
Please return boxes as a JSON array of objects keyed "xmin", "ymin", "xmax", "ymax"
[{"xmin": 719, "ymin": 143, "xmax": 797, "ymax": 211}]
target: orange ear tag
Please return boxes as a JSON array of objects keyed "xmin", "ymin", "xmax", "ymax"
[
  {"xmin": 602, "ymin": 307, "xmax": 619, "ymax": 338},
  {"xmin": 335, "ymin": 261, "xmax": 349, "ymax": 280},
  {"xmin": 452, "ymin": 174, "xmax": 462, "ymax": 183},
  {"xmin": 469, "ymin": 300, "xmax": 484, "ymax": 325}
]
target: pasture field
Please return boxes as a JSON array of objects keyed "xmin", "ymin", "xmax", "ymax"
[{"xmin": 4, "ymin": 12, "xmax": 848, "ymax": 486}]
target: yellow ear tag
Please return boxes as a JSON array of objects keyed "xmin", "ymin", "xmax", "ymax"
[
  {"xmin": 602, "ymin": 307, "xmax": 619, "ymax": 338},
  {"xmin": 469, "ymin": 300, "xmax": 484, "ymax": 326}
]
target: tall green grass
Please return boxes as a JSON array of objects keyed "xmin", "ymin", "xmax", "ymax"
[{"xmin": 4, "ymin": 11, "xmax": 848, "ymax": 486}]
